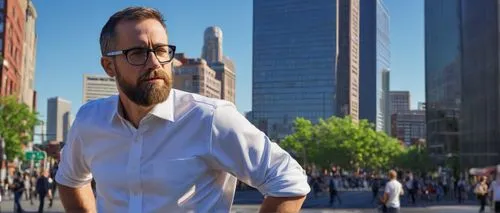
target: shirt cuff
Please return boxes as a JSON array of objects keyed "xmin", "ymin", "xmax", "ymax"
[
  {"xmin": 55, "ymin": 170, "xmax": 92, "ymax": 188},
  {"xmin": 257, "ymin": 169, "xmax": 311, "ymax": 197}
]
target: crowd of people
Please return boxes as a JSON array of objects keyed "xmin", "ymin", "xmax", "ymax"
[
  {"xmin": 0, "ymin": 164, "xmax": 58, "ymax": 213},
  {"xmin": 300, "ymin": 165, "xmax": 500, "ymax": 212}
]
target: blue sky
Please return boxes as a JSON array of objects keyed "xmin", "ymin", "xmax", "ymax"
[{"xmin": 32, "ymin": 0, "xmax": 424, "ymax": 121}]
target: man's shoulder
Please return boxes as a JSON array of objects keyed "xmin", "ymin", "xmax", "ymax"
[
  {"xmin": 173, "ymin": 89, "xmax": 234, "ymax": 116},
  {"xmin": 74, "ymin": 95, "xmax": 118, "ymax": 126},
  {"xmin": 387, "ymin": 180, "xmax": 401, "ymax": 187}
]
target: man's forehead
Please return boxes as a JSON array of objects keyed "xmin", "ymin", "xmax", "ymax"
[{"xmin": 114, "ymin": 19, "xmax": 168, "ymax": 47}]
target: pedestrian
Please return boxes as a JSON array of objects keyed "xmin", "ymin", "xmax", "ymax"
[
  {"xmin": 47, "ymin": 175, "xmax": 54, "ymax": 208},
  {"xmin": 371, "ymin": 176, "xmax": 381, "ymax": 203},
  {"xmin": 23, "ymin": 173, "xmax": 31, "ymax": 201},
  {"xmin": 36, "ymin": 170, "xmax": 51, "ymax": 213},
  {"xmin": 11, "ymin": 172, "xmax": 25, "ymax": 213},
  {"xmin": 380, "ymin": 170, "xmax": 404, "ymax": 213},
  {"xmin": 490, "ymin": 175, "xmax": 500, "ymax": 213},
  {"xmin": 475, "ymin": 176, "xmax": 489, "ymax": 213},
  {"xmin": 49, "ymin": 164, "xmax": 58, "ymax": 207},
  {"xmin": 329, "ymin": 173, "xmax": 342, "ymax": 206},
  {"xmin": 55, "ymin": 7, "xmax": 310, "ymax": 212},
  {"xmin": 458, "ymin": 177, "xmax": 466, "ymax": 203},
  {"xmin": 406, "ymin": 176, "xmax": 418, "ymax": 204}
]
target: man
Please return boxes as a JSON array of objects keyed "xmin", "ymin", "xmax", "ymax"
[
  {"xmin": 329, "ymin": 173, "xmax": 342, "ymax": 206},
  {"xmin": 11, "ymin": 172, "xmax": 25, "ymax": 213},
  {"xmin": 475, "ymin": 176, "xmax": 488, "ymax": 213},
  {"xmin": 48, "ymin": 164, "xmax": 58, "ymax": 207},
  {"xmin": 56, "ymin": 7, "xmax": 310, "ymax": 213},
  {"xmin": 380, "ymin": 170, "xmax": 404, "ymax": 213},
  {"xmin": 36, "ymin": 170, "xmax": 51, "ymax": 213},
  {"xmin": 371, "ymin": 175, "xmax": 380, "ymax": 204}
]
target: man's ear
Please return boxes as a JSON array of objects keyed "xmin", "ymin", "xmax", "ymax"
[{"xmin": 101, "ymin": 57, "xmax": 116, "ymax": 77}]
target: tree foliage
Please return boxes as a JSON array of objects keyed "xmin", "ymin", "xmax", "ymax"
[
  {"xmin": 0, "ymin": 96, "xmax": 39, "ymax": 160},
  {"xmin": 280, "ymin": 116, "xmax": 403, "ymax": 171},
  {"xmin": 395, "ymin": 143, "xmax": 435, "ymax": 173}
]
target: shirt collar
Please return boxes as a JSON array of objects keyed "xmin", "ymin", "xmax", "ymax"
[
  {"xmin": 110, "ymin": 89, "xmax": 175, "ymax": 123},
  {"xmin": 149, "ymin": 89, "xmax": 175, "ymax": 122}
]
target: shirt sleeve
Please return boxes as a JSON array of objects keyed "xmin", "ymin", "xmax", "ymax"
[
  {"xmin": 384, "ymin": 183, "xmax": 391, "ymax": 194},
  {"xmin": 207, "ymin": 103, "xmax": 311, "ymax": 197},
  {"xmin": 55, "ymin": 119, "xmax": 93, "ymax": 188}
]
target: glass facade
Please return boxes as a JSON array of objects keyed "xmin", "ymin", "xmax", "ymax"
[
  {"xmin": 460, "ymin": 0, "xmax": 500, "ymax": 167},
  {"xmin": 253, "ymin": 0, "xmax": 337, "ymax": 139},
  {"xmin": 424, "ymin": 0, "xmax": 462, "ymax": 163},
  {"xmin": 359, "ymin": 0, "xmax": 390, "ymax": 131}
]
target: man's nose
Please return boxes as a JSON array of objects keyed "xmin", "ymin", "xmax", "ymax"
[{"xmin": 145, "ymin": 51, "xmax": 162, "ymax": 70}]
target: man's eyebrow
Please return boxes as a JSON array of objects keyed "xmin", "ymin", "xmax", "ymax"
[{"xmin": 153, "ymin": 43, "xmax": 169, "ymax": 47}]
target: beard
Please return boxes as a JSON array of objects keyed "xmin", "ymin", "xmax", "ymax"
[{"xmin": 115, "ymin": 66, "xmax": 172, "ymax": 107}]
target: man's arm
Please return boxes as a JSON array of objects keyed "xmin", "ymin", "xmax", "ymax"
[
  {"xmin": 380, "ymin": 184, "xmax": 390, "ymax": 204},
  {"xmin": 55, "ymin": 113, "xmax": 94, "ymax": 212},
  {"xmin": 380, "ymin": 192, "xmax": 389, "ymax": 204},
  {"xmin": 259, "ymin": 196, "xmax": 306, "ymax": 213},
  {"xmin": 208, "ymin": 103, "xmax": 310, "ymax": 212},
  {"xmin": 59, "ymin": 183, "xmax": 96, "ymax": 213}
]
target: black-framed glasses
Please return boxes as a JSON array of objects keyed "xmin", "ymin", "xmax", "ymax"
[{"xmin": 105, "ymin": 45, "xmax": 176, "ymax": 66}]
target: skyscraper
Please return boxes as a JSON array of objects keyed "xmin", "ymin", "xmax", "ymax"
[
  {"xmin": 381, "ymin": 69, "xmax": 391, "ymax": 135},
  {"xmin": 82, "ymin": 74, "xmax": 118, "ymax": 103},
  {"xmin": 46, "ymin": 97, "xmax": 71, "ymax": 143},
  {"xmin": 173, "ymin": 54, "xmax": 221, "ymax": 99},
  {"xmin": 201, "ymin": 26, "xmax": 236, "ymax": 104},
  {"xmin": 253, "ymin": 0, "xmax": 359, "ymax": 139},
  {"xmin": 389, "ymin": 91, "xmax": 410, "ymax": 115},
  {"xmin": 425, "ymin": 0, "xmax": 462, "ymax": 162},
  {"xmin": 201, "ymin": 26, "xmax": 223, "ymax": 64},
  {"xmin": 19, "ymin": 0, "xmax": 37, "ymax": 111},
  {"xmin": 460, "ymin": 0, "xmax": 500, "ymax": 167},
  {"xmin": 391, "ymin": 110, "xmax": 426, "ymax": 145},
  {"xmin": 359, "ymin": 0, "xmax": 390, "ymax": 131},
  {"xmin": 336, "ymin": 0, "xmax": 360, "ymax": 122},
  {"xmin": 210, "ymin": 62, "xmax": 235, "ymax": 103}
]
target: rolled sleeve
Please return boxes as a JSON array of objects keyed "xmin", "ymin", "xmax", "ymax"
[
  {"xmin": 208, "ymin": 103, "xmax": 310, "ymax": 197},
  {"xmin": 55, "ymin": 120, "xmax": 93, "ymax": 188}
]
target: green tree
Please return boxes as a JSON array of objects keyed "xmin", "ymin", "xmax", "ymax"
[
  {"xmin": 280, "ymin": 117, "xmax": 313, "ymax": 165},
  {"xmin": 395, "ymin": 143, "xmax": 435, "ymax": 173},
  {"xmin": 281, "ymin": 116, "xmax": 403, "ymax": 171},
  {"xmin": 0, "ymin": 96, "xmax": 39, "ymax": 160}
]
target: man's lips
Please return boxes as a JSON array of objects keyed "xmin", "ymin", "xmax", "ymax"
[{"xmin": 144, "ymin": 77, "xmax": 164, "ymax": 82}]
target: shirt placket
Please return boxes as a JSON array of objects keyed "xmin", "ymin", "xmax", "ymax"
[{"xmin": 127, "ymin": 126, "xmax": 145, "ymax": 213}]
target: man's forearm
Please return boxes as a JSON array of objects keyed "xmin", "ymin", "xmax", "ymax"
[
  {"xmin": 58, "ymin": 183, "xmax": 96, "ymax": 213},
  {"xmin": 259, "ymin": 196, "xmax": 306, "ymax": 213}
]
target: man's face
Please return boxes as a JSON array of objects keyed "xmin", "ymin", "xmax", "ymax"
[{"xmin": 104, "ymin": 18, "xmax": 172, "ymax": 107}]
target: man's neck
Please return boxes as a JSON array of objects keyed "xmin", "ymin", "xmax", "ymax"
[{"xmin": 119, "ymin": 94, "xmax": 154, "ymax": 128}]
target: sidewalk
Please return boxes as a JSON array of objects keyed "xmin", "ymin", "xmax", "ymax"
[{"xmin": 0, "ymin": 196, "xmax": 64, "ymax": 213}]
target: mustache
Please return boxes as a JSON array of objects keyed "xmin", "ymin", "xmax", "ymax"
[{"xmin": 139, "ymin": 70, "xmax": 169, "ymax": 81}]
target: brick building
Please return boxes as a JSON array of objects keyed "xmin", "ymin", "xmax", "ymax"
[{"xmin": 0, "ymin": 0, "xmax": 25, "ymax": 97}]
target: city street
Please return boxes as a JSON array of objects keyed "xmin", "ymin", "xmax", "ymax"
[{"xmin": 0, "ymin": 190, "xmax": 489, "ymax": 213}]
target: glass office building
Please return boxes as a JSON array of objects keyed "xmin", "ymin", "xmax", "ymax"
[
  {"xmin": 424, "ymin": 0, "xmax": 462, "ymax": 162},
  {"xmin": 359, "ymin": 0, "xmax": 390, "ymax": 131},
  {"xmin": 460, "ymin": 0, "xmax": 500, "ymax": 167},
  {"xmin": 426, "ymin": 0, "xmax": 500, "ymax": 168},
  {"xmin": 253, "ymin": 0, "xmax": 338, "ymax": 139}
]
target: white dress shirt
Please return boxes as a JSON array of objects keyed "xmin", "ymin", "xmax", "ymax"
[
  {"xmin": 384, "ymin": 179, "xmax": 403, "ymax": 208},
  {"xmin": 55, "ymin": 89, "xmax": 310, "ymax": 213}
]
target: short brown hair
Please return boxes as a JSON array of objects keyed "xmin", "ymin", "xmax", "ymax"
[
  {"xmin": 99, "ymin": 7, "xmax": 167, "ymax": 55},
  {"xmin": 388, "ymin": 170, "xmax": 397, "ymax": 179}
]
